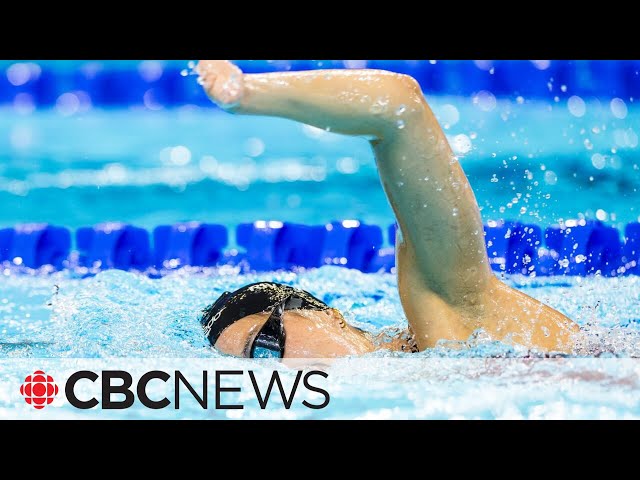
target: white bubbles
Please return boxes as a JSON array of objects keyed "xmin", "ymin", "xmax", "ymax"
[
  {"xmin": 516, "ymin": 96, "xmax": 525, "ymax": 105},
  {"xmin": 161, "ymin": 146, "xmax": 191, "ymax": 166},
  {"xmin": 591, "ymin": 153, "xmax": 606, "ymax": 170},
  {"xmin": 438, "ymin": 104, "xmax": 460, "ymax": 128},
  {"xmin": 138, "ymin": 60, "xmax": 164, "ymax": 82},
  {"xmin": 13, "ymin": 92, "xmax": 35, "ymax": 115},
  {"xmin": 613, "ymin": 128, "xmax": 638, "ymax": 148},
  {"xmin": 283, "ymin": 162, "xmax": 303, "ymax": 181},
  {"xmin": 244, "ymin": 137, "xmax": 265, "ymax": 157},
  {"xmin": 530, "ymin": 60, "xmax": 551, "ymax": 70},
  {"xmin": 7, "ymin": 63, "xmax": 33, "ymax": 86},
  {"xmin": 104, "ymin": 163, "xmax": 127, "ymax": 183},
  {"xmin": 199, "ymin": 155, "xmax": 218, "ymax": 174},
  {"xmin": 473, "ymin": 60, "xmax": 493, "ymax": 71},
  {"xmin": 596, "ymin": 209, "xmax": 608, "ymax": 221},
  {"xmin": 544, "ymin": 170, "xmax": 558, "ymax": 185},
  {"xmin": 396, "ymin": 104, "xmax": 406, "ymax": 116},
  {"xmin": 171, "ymin": 146, "xmax": 192, "ymax": 166},
  {"xmin": 74, "ymin": 91, "xmax": 92, "ymax": 112},
  {"xmin": 472, "ymin": 90, "xmax": 497, "ymax": 112},
  {"xmin": 336, "ymin": 156, "xmax": 359, "ymax": 174},
  {"xmin": 451, "ymin": 134, "xmax": 472, "ymax": 154},
  {"xmin": 343, "ymin": 60, "xmax": 368, "ymax": 69},
  {"xmin": 610, "ymin": 98, "xmax": 628, "ymax": 119},
  {"xmin": 143, "ymin": 89, "xmax": 163, "ymax": 110},
  {"xmin": 55, "ymin": 92, "xmax": 80, "ymax": 116},
  {"xmin": 396, "ymin": 119, "xmax": 405, "ymax": 129},
  {"xmin": 567, "ymin": 95, "xmax": 586, "ymax": 117}
]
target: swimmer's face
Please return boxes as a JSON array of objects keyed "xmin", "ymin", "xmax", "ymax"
[{"xmin": 215, "ymin": 308, "xmax": 375, "ymax": 358}]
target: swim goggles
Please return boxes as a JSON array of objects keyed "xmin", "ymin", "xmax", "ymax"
[{"xmin": 200, "ymin": 282, "xmax": 330, "ymax": 358}]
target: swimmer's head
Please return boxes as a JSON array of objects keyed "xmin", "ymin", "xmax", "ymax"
[{"xmin": 200, "ymin": 282, "xmax": 374, "ymax": 358}]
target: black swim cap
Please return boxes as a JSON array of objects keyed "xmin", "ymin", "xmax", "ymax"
[{"xmin": 200, "ymin": 282, "xmax": 330, "ymax": 347}]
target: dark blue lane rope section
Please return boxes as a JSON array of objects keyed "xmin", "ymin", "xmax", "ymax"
[
  {"xmin": 1, "ymin": 60, "xmax": 639, "ymax": 107},
  {"xmin": 0, "ymin": 220, "xmax": 638, "ymax": 276}
]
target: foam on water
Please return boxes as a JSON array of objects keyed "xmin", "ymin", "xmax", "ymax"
[
  {"xmin": 1, "ymin": 268, "xmax": 640, "ymax": 418},
  {"xmin": 2, "ymin": 267, "xmax": 640, "ymax": 358}
]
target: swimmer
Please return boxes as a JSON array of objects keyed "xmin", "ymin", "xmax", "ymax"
[{"xmin": 196, "ymin": 60, "xmax": 579, "ymax": 358}]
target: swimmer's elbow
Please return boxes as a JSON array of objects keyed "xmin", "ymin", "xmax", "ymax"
[
  {"xmin": 394, "ymin": 73, "xmax": 423, "ymax": 97},
  {"xmin": 376, "ymin": 73, "xmax": 426, "ymax": 134}
]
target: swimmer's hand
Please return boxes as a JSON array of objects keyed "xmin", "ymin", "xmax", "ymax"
[{"xmin": 196, "ymin": 60, "xmax": 245, "ymax": 110}]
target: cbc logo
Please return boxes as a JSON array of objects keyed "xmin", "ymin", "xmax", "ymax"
[{"xmin": 20, "ymin": 370, "xmax": 59, "ymax": 410}]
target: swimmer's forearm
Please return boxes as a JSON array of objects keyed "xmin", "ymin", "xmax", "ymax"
[{"xmin": 234, "ymin": 70, "xmax": 425, "ymax": 139}]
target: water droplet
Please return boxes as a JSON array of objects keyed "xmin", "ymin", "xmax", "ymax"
[
  {"xmin": 452, "ymin": 208, "xmax": 459, "ymax": 216},
  {"xmin": 369, "ymin": 97, "xmax": 389, "ymax": 114},
  {"xmin": 397, "ymin": 181, "xmax": 404, "ymax": 187},
  {"xmin": 396, "ymin": 120, "xmax": 405, "ymax": 129},
  {"xmin": 396, "ymin": 104, "xmax": 406, "ymax": 115},
  {"xmin": 568, "ymin": 95, "xmax": 586, "ymax": 117},
  {"xmin": 180, "ymin": 69, "xmax": 189, "ymax": 77},
  {"xmin": 560, "ymin": 85, "xmax": 567, "ymax": 92},
  {"xmin": 490, "ymin": 174, "xmax": 499, "ymax": 183},
  {"xmin": 610, "ymin": 98, "xmax": 628, "ymax": 119},
  {"xmin": 187, "ymin": 61, "xmax": 196, "ymax": 69},
  {"xmin": 197, "ymin": 76, "xmax": 205, "ymax": 86},
  {"xmin": 591, "ymin": 153, "xmax": 606, "ymax": 169},
  {"xmin": 423, "ymin": 176, "xmax": 430, "ymax": 181}
]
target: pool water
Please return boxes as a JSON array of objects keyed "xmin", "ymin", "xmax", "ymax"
[
  {"xmin": 1, "ymin": 96, "xmax": 638, "ymax": 230},
  {"xmin": 1, "ymin": 88, "xmax": 640, "ymax": 419},
  {"xmin": 1, "ymin": 267, "xmax": 640, "ymax": 419}
]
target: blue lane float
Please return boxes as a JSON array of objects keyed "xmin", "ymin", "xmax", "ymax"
[
  {"xmin": 542, "ymin": 220, "xmax": 623, "ymax": 277},
  {"xmin": 622, "ymin": 222, "xmax": 640, "ymax": 274},
  {"xmin": 153, "ymin": 222, "xmax": 227, "ymax": 268},
  {"xmin": 0, "ymin": 224, "xmax": 70, "ymax": 268},
  {"xmin": 1, "ymin": 219, "xmax": 638, "ymax": 276},
  {"xmin": 484, "ymin": 222, "xmax": 543, "ymax": 275},
  {"xmin": 235, "ymin": 220, "xmax": 385, "ymax": 272},
  {"xmin": 76, "ymin": 223, "xmax": 151, "ymax": 270}
]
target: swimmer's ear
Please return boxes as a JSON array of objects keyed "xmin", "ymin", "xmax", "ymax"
[{"xmin": 332, "ymin": 308, "xmax": 366, "ymax": 333}]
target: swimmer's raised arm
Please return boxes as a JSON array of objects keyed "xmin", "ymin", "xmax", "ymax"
[{"xmin": 198, "ymin": 60, "xmax": 578, "ymax": 353}]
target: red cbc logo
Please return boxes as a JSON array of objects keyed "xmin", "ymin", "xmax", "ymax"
[{"xmin": 20, "ymin": 370, "xmax": 59, "ymax": 409}]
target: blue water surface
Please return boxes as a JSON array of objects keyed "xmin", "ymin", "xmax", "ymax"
[{"xmin": 0, "ymin": 95, "xmax": 638, "ymax": 232}]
